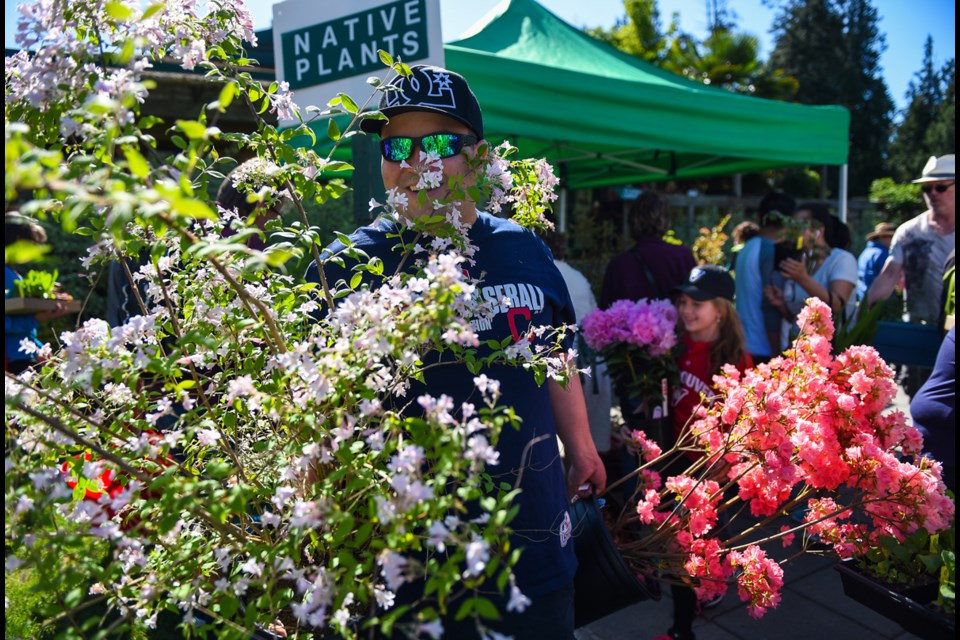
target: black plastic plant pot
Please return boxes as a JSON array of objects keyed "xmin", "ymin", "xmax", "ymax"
[
  {"xmin": 835, "ymin": 559, "xmax": 954, "ymax": 640},
  {"xmin": 570, "ymin": 495, "xmax": 661, "ymax": 627}
]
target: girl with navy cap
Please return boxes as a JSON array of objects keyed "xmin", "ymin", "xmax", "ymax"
[{"xmin": 655, "ymin": 264, "xmax": 752, "ymax": 640}]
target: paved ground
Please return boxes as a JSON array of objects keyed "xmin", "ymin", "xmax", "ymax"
[{"xmin": 574, "ymin": 385, "xmax": 930, "ymax": 640}]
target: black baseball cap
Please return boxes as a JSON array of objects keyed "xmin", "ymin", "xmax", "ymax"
[
  {"xmin": 674, "ymin": 265, "xmax": 735, "ymax": 302},
  {"xmin": 360, "ymin": 65, "xmax": 484, "ymax": 139}
]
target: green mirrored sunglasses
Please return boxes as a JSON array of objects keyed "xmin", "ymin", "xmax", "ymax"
[{"xmin": 380, "ymin": 133, "xmax": 478, "ymax": 162}]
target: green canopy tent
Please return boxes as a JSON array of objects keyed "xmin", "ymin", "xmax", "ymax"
[
  {"xmin": 280, "ymin": 0, "xmax": 850, "ymax": 217},
  {"xmin": 444, "ymin": 0, "xmax": 850, "ymax": 193}
]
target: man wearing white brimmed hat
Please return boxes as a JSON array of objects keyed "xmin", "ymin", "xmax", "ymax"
[
  {"xmin": 867, "ymin": 154, "xmax": 955, "ymax": 324},
  {"xmin": 867, "ymin": 154, "xmax": 955, "ymax": 398}
]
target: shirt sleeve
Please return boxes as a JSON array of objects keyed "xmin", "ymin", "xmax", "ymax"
[
  {"xmin": 5, "ymin": 267, "xmax": 40, "ymax": 335},
  {"xmin": 5, "ymin": 312, "xmax": 39, "ymax": 335},
  {"xmin": 888, "ymin": 225, "xmax": 908, "ymax": 265},
  {"xmin": 758, "ymin": 240, "xmax": 775, "ymax": 288},
  {"xmin": 830, "ymin": 251, "xmax": 859, "ymax": 285},
  {"xmin": 759, "ymin": 241, "xmax": 781, "ymax": 332}
]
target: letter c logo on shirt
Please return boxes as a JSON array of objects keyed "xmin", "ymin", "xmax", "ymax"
[{"xmin": 507, "ymin": 307, "xmax": 532, "ymax": 341}]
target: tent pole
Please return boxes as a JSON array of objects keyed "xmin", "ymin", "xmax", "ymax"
[
  {"xmin": 557, "ymin": 162, "xmax": 569, "ymax": 233},
  {"xmin": 558, "ymin": 187, "xmax": 568, "ymax": 233},
  {"xmin": 839, "ymin": 164, "xmax": 849, "ymax": 223}
]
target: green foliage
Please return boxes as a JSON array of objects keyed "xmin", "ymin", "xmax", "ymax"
[
  {"xmin": 923, "ymin": 62, "xmax": 955, "ymax": 159},
  {"xmin": 887, "ymin": 37, "xmax": 950, "ymax": 183},
  {"xmin": 585, "ymin": 0, "xmax": 667, "ymax": 64},
  {"xmin": 831, "ymin": 294, "xmax": 886, "ymax": 353},
  {"xmin": 868, "ymin": 177, "xmax": 922, "ymax": 224},
  {"xmin": 5, "ymin": 239, "xmax": 51, "ymax": 265},
  {"xmin": 857, "ymin": 523, "xmax": 955, "ymax": 613},
  {"xmin": 14, "ymin": 268, "xmax": 60, "ymax": 298},
  {"xmin": 779, "ymin": 168, "xmax": 822, "ymax": 199},
  {"xmin": 663, "ymin": 28, "xmax": 799, "ymax": 100},
  {"xmin": 587, "ymin": 1, "xmax": 798, "ymax": 100},
  {"xmin": 5, "ymin": 567, "xmax": 52, "ymax": 640},
  {"xmin": 769, "ymin": 0, "xmax": 893, "ymax": 196}
]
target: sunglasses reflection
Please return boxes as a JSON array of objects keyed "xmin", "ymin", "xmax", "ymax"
[{"xmin": 380, "ymin": 133, "xmax": 478, "ymax": 162}]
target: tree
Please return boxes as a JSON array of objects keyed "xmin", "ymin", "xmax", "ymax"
[
  {"xmin": 769, "ymin": 0, "xmax": 894, "ymax": 196},
  {"xmin": 924, "ymin": 61, "xmax": 956, "ymax": 158},
  {"xmin": 585, "ymin": 0, "xmax": 668, "ymax": 64},
  {"xmin": 662, "ymin": 27, "xmax": 799, "ymax": 100},
  {"xmin": 889, "ymin": 38, "xmax": 955, "ymax": 182},
  {"xmin": 588, "ymin": 1, "xmax": 798, "ymax": 100}
]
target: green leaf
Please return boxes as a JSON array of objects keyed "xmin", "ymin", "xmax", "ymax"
[
  {"xmin": 5, "ymin": 240, "xmax": 51, "ymax": 265},
  {"xmin": 327, "ymin": 117, "xmax": 341, "ymax": 142},
  {"xmin": 124, "ymin": 147, "xmax": 150, "ymax": 179},
  {"xmin": 117, "ymin": 38, "xmax": 136, "ymax": 64},
  {"xmin": 378, "ymin": 50, "xmax": 394, "ymax": 66},
  {"xmin": 175, "ymin": 119, "xmax": 207, "ymax": 140},
  {"xmin": 170, "ymin": 197, "xmax": 217, "ymax": 220},
  {"xmin": 322, "ymin": 161, "xmax": 354, "ymax": 173},
  {"xmin": 339, "ymin": 93, "xmax": 359, "ymax": 114},
  {"xmin": 218, "ymin": 82, "xmax": 237, "ymax": 110},
  {"xmin": 141, "ymin": 3, "xmax": 164, "ymax": 20},
  {"xmin": 105, "ymin": 1, "xmax": 134, "ymax": 20},
  {"xmin": 264, "ymin": 248, "xmax": 295, "ymax": 267},
  {"xmin": 350, "ymin": 273, "xmax": 362, "ymax": 289}
]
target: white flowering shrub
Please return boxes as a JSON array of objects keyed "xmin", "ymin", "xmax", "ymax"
[{"xmin": 5, "ymin": 2, "xmax": 568, "ymax": 638}]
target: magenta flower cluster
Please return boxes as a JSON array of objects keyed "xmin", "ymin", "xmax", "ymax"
[{"xmin": 581, "ymin": 298, "xmax": 678, "ymax": 356}]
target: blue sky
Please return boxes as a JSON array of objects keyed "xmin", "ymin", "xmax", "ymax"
[{"xmin": 4, "ymin": 0, "xmax": 955, "ymax": 114}]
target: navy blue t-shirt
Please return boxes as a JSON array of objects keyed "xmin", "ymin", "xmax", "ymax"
[{"xmin": 305, "ymin": 212, "xmax": 578, "ymax": 597}]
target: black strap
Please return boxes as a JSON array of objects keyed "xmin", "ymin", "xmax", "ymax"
[{"xmin": 631, "ymin": 248, "xmax": 666, "ymax": 299}]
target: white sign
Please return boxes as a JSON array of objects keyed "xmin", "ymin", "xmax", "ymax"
[{"xmin": 272, "ymin": 0, "xmax": 444, "ymax": 124}]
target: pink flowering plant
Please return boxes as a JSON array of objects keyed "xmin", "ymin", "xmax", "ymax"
[
  {"xmin": 5, "ymin": 2, "xmax": 575, "ymax": 639},
  {"xmin": 604, "ymin": 297, "xmax": 954, "ymax": 619},
  {"xmin": 580, "ymin": 298, "xmax": 679, "ymax": 411}
]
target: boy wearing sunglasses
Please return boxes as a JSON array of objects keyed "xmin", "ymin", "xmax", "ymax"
[{"xmin": 306, "ymin": 65, "xmax": 605, "ymax": 639}]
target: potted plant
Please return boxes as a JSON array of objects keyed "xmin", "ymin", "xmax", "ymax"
[
  {"xmin": 836, "ymin": 524, "xmax": 955, "ymax": 639},
  {"xmin": 580, "ymin": 297, "xmax": 679, "ymax": 448},
  {"xmin": 5, "ymin": 268, "xmax": 81, "ymax": 315},
  {"xmin": 586, "ymin": 298, "xmax": 955, "ymax": 622}
]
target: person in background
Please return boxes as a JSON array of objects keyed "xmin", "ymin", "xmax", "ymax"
[
  {"xmin": 735, "ymin": 191, "xmax": 794, "ymax": 363},
  {"xmin": 727, "ymin": 220, "xmax": 759, "ymax": 274},
  {"xmin": 599, "ymin": 191, "xmax": 695, "ymax": 309},
  {"xmin": 654, "ymin": 265, "xmax": 753, "ymax": 640},
  {"xmin": 910, "ymin": 326, "xmax": 955, "ymax": 493},
  {"xmin": 940, "ymin": 249, "xmax": 955, "ymax": 335},
  {"xmin": 764, "ymin": 203, "xmax": 857, "ymax": 345},
  {"xmin": 867, "ymin": 154, "xmax": 956, "ymax": 324},
  {"xmin": 544, "ymin": 230, "xmax": 614, "ymax": 463},
  {"xmin": 867, "ymin": 154, "xmax": 955, "ymax": 397},
  {"xmin": 856, "ymin": 222, "xmax": 896, "ymax": 302},
  {"xmin": 5, "ymin": 215, "xmax": 73, "ymax": 374},
  {"xmin": 306, "ymin": 64, "xmax": 605, "ymax": 639},
  {"xmin": 599, "ymin": 191, "xmax": 695, "ymax": 478}
]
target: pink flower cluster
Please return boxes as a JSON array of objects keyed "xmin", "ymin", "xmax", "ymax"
[
  {"xmin": 581, "ymin": 298, "xmax": 678, "ymax": 356},
  {"xmin": 616, "ymin": 298, "xmax": 954, "ymax": 619}
]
